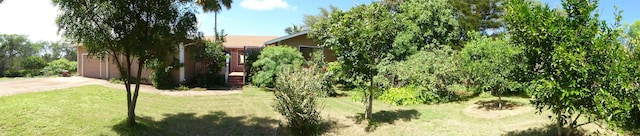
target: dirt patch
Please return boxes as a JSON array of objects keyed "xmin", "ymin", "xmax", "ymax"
[{"xmin": 463, "ymin": 99, "xmax": 533, "ymax": 119}]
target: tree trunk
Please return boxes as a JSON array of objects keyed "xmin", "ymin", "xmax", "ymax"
[
  {"xmin": 498, "ymin": 95, "xmax": 502, "ymax": 110},
  {"xmin": 365, "ymin": 85, "xmax": 373, "ymax": 119},
  {"xmin": 124, "ymin": 56, "xmax": 136, "ymax": 126},
  {"xmin": 128, "ymin": 59, "xmax": 144, "ymax": 126},
  {"xmin": 556, "ymin": 107, "xmax": 563, "ymax": 136}
]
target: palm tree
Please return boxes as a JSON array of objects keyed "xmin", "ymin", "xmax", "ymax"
[
  {"xmin": 284, "ymin": 24, "xmax": 304, "ymax": 35},
  {"xmin": 196, "ymin": 0, "xmax": 233, "ymax": 37}
]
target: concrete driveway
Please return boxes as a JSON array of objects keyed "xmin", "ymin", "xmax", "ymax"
[{"xmin": 0, "ymin": 76, "xmax": 242, "ymax": 97}]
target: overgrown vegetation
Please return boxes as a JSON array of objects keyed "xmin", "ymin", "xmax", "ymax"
[
  {"xmin": 252, "ymin": 46, "xmax": 304, "ymax": 88},
  {"xmin": 505, "ymin": 0, "xmax": 639, "ymax": 134},
  {"xmin": 0, "ymin": 34, "xmax": 77, "ymax": 77},
  {"xmin": 273, "ymin": 67, "xmax": 323, "ymax": 135},
  {"xmin": 41, "ymin": 58, "xmax": 77, "ymax": 76},
  {"xmin": 377, "ymin": 47, "xmax": 465, "ymax": 104},
  {"xmin": 459, "ymin": 33, "xmax": 524, "ymax": 109},
  {"xmin": 188, "ymin": 32, "xmax": 227, "ymax": 88}
]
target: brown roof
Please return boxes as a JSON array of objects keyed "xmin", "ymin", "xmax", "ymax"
[{"xmin": 205, "ymin": 35, "xmax": 279, "ymax": 49}]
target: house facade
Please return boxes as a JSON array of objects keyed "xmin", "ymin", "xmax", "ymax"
[
  {"xmin": 264, "ymin": 30, "xmax": 337, "ymax": 62},
  {"xmin": 77, "ymin": 35, "xmax": 277, "ymax": 86}
]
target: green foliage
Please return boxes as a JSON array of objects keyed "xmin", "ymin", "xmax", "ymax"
[
  {"xmin": 188, "ymin": 32, "xmax": 227, "ymax": 87},
  {"xmin": 505, "ymin": 0, "xmax": 634, "ymax": 133},
  {"xmin": 146, "ymin": 57, "xmax": 182, "ymax": 89},
  {"xmin": 379, "ymin": 85, "xmax": 423, "ymax": 106},
  {"xmin": 109, "ymin": 78, "xmax": 124, "ymax": 84},
  {"xmin": 0, "ymin": 34, "xmax": 43, "ymax": 77},
  {"xmin": 41, "ymin": 58, "xmax": 77, "ymax": 76},
  {"xmin": 460, "ymin": 34, "xmax": 524, "ymax": 99},
  {"xmin": 349, "ymin": 87, "xmax": 384, "ymax": 103},
  {"xmin": 394, "ymin": 0, "xmax": 462, "ymax": 52},
  {"xmin": 309, "ymin": 0, "xmax": 462, "ymax": 119},
  {"xmin": 252, "ymin": 46, "xmax": 304, "ymax": 88},
  {"xmin": 451, "ymin": 0, "xmax": 505, "ymax": 37},
  {"xmin": 273, "ymin": 67, "xmax": 323, "ymax": 135},
  {"xmin": 20, "ymin": 56, "xmax": 47, "ymax": 70},
  {"xmin": 54, "ymin": 0, "xmax": 200, "ymax": 126},
  {"xmin": 307, "ymin": 51, "xmax": 336, "ymax": 97},
  {"xmin": 243, "ymin": 48, "xmax": 262, "ymax": 84},
  {"xmin": 378, "ymin": 48, "xmax": 464, "ymax": 103}
]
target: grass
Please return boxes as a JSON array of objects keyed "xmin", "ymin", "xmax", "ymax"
[{"xmin": 0, "ymin": 85, "xmax": 609, "ymax": 135}]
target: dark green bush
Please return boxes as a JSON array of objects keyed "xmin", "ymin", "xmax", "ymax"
[
  {"xmin": 41, "ymin": 58, "xmax": 77, "ymax": 76},
  {"xmin": 244, "ymin": 48, "xmax": 262, "ymax": 84},
  {"xmin": 252, "ymin": 46, "xmax": 304, "ymax": 88},
  {"xmin": 20, "ymin": 56, "xmax": 47, "ymax": 70},
  {"xmin": 273, "ymin": 67, "xmax": 323, "ymax": 136},
  {"xmin": 146, "ymin": 57, "xmax": 181, "ymax": 89}
]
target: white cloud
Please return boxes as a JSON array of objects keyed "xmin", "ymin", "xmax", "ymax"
[
  {"xmin": 240, "ymin": 0, "xmax": 292, "ymax": 10},
  {"xmin": 0, "ymin": 0, "xmax": 61, "ymax": 41}
]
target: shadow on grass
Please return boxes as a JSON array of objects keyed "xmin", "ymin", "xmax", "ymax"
[
  {"xmin": 348, "ymin": 109, "xmax": 420, "ymax": 132},
  {"xmin": 475, "ymin": 99, "xmax": 526, "ymax": 111},
  {"xmin": 112, "ymin": 111, "xmax": 281, "ymax": 136},
  {"xmin": 503, "ymin": 124, "xmax": 589, "ymax": 136}
]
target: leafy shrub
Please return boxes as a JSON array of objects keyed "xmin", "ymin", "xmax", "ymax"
[
  {"xmin": 307, "ymin": 51, "xmax": 336, "ymax": 97},
  {"xmin": 4, "ymin": 69, "xmax": 40, "ymax": 77},
  {"xmin": 376, "ymin": 47, "xmax": 466, "ymax": 103},
  {"xmin": 252, "ymin": 46, "xmax": 304, "ymax": 88},
  {"xmin": 20, "ymin": 56, "xmax": 47, "ymax": 70},
  {"xmin": 273, "ymin": 67, "xmax": 323, "ymax": 135},
  {"xmin": 379, "ymin": 85, "xmax": 424, "ymax": 105},
  {"xmin": 146, "ymin": 57, "xmax": 181, "ymax": 89},
  {"xmin": 42, "ymin": 58, "xmax": 77, "ymax": 76},
  {"xmin": 244, "ymin": 48, "xmax": 262, "ymax": 84},
  {"xmin": 109, "ymin": 78, "xmax": 124, "ymax": 84},
  {"xmin": 188, "ymin": 38, "xmax": 227, "ymax": 88}
]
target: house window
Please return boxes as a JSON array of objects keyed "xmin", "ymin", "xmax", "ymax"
[
  {"xmin": 238, "ymin": 50, "xmax": 245, "ymax": 65},
  {"xmin": 299, "ymin": 45, "xmax": 322, "ymax": 60}
]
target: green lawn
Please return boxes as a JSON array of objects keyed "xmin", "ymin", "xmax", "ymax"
[{"xmin": 0, "ymin": 85, "xmax": 607, "ymax": 135}]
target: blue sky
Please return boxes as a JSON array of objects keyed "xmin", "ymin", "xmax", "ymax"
[
  {"xmin": 0, "ymin": 0, "xmax": 638, "ymax": 42},
  {"xmin": 197, "ymin": 0, "xmax": 373, "ymax": 37}
]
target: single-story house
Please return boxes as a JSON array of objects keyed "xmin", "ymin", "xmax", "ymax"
[
  {"xmin": 264, "ymin": 30, "xmax": 337, "ymax": 62},
  {"xmin": 77, "ymin": 35, "xmax": 277, "ymax": 86}
]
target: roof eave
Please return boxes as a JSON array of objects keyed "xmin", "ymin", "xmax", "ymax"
[{"xmin": 264, "ymin": 30, "xmax": 309, "ymax": 45}]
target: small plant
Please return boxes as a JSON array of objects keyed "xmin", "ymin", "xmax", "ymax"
[
  {"xmin": 273, "ymin": 67, "xmax": 323, "ymax": 135},
  {"xmin": 109, "ymin": 78, "xmax": 124, "ymax": 84},
  {"xmin": 175, "ymin": 85, "xmax": 190, "ymax": 91},
  {"xmin": 379, "ymin": 85, "xmax": 423, "ymax": 106}
]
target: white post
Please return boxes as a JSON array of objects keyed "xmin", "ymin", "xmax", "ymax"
[{"xmin": 179, "ymin": 43, "xmax": 185, "ymax": 82}]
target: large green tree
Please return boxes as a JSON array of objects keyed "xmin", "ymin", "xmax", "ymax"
[
  {"xmin": 309, "ymin": 0, "xmax": 460, "ymax": 119},
  {"xmin": 0, "ymin": 34, "xmax": 41, "ymax": 76},
  {"xmin": 452, "ymin": 0, "xmax": 505, "ymax": 38},
  {"xmin": 302, "ymin": 5, "xmax": 340, "ymax": 29},
  {"xmin": 460, "ymin": 33, "xmax": 523, "ymax": 109},
  {"xmin": 54, "ymin": 0, "xmax": 200, "ymax": 126},
  {"xmin": 310, "ymin": 2, "xmax": 396, "ymax": 119},
  {"xmin": 40, "ymin": 41, "xmax": 77, "ymax": 62},
  {"xmin": 505, "ymin": 0, "xmax": 631, "ymax": 134}
]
